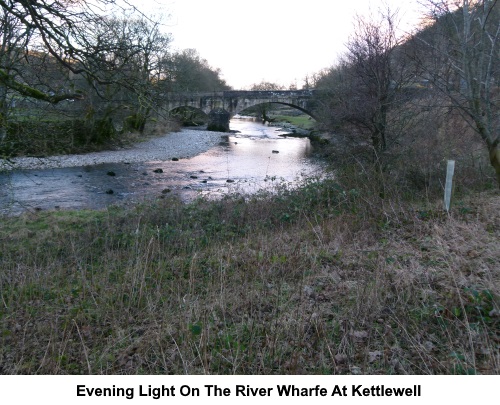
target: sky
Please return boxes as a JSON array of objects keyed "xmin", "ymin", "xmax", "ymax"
[{"xmin": 127, "ymin": 0, "xmax": 425, "ymax": 89}]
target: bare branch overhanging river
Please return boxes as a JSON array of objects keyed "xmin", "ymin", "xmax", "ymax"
[{"xmin": 0, "ymin": 118, "xmax": 325, "ymax": 215}]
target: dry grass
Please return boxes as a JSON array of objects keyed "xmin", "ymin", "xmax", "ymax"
[{"xmin": 0, "ymin": 169, "xmax": 498, "ymax": 374}]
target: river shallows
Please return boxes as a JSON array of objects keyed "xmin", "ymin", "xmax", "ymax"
[{"xmin": 0, "ymin": 118, "xmax": 323, "ymax": 215}]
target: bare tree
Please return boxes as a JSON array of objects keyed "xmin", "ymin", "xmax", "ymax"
[
  {"xmin": 0, "ymin": 0, "xmax": 175, "ymax": 139},
  {"xmin": 316, "ymin": 9, "xmax": 415, "ymax": 151},
  {"xmin": 0, "ymin": 0, "xmax": 123, "ymax": 103},
  {"xmin": 85, "ymin": 15, "xmax": 173, "ymax": 132},
  {"xmin": 413, "ymin": 0, "xmax": 500, "ymax": 186}
]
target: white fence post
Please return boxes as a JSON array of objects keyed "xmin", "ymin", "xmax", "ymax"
[{"xmin": 444, "ymin": 160, "xmax": 455, "ymax": 213}]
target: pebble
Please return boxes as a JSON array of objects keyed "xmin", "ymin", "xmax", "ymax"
[{"xmin": 0, "ymin": 129, "xmax": 225, "ymax": 171}]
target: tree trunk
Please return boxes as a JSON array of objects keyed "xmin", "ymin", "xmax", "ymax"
[
  {"xmin": 489, "ymin": 142, "xmax": 500, "ymax": 188},
  {"xmin": 0, "ymin": 124, "xmax": 6, "ymax": 144},
  {"xmin": 371, "ymin": 124, "xmax": 387, "ymax": 152},
  {"xmin": 0, "ymin": 83, "xmax": 8, "ymax": 143}
]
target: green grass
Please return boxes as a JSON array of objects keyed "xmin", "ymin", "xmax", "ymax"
[{"xmin": 272, "ymin": 114, "xmax": 316, "ymax": 130}]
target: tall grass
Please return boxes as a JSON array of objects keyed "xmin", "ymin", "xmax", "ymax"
[{"xmin": 0, "ymin": 164, "xmax": 498, "ymax": 374}]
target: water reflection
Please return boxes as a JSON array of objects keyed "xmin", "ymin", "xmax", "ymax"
[{"xmin": 0, "ymin": 118, "xmax": 322, "ymax": 215}]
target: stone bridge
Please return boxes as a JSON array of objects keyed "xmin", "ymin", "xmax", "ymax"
[{"xmin": 163, "ymin": 90, "xmax": 317, "ymax": 131}]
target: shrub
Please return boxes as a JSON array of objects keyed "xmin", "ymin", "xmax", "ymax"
[{"xmin": 0, "ymin": 118, "xmax": 117, "ymax": 156}]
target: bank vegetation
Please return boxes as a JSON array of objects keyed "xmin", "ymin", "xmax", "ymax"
[{"xmin": 0, "ymin": 152, "xmax": 498, "ymax": 374}]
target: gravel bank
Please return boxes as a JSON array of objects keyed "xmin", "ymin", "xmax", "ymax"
[{"xmin": 0, "ymin": 129, "xmax": 226, "ymax": 171}]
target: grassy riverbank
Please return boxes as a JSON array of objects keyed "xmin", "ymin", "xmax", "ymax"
[
  {"xmin": 271, "ymin": 114, "xmax": 316, "ymax": 130},
  {"xmin": 1, "ymin": 160, "xmax": 498, "ymax": 374}
]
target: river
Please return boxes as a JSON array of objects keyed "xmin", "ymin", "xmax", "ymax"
[{"xmin": 0, "ymin": 117, "xmax": 324, "ymax": 215}]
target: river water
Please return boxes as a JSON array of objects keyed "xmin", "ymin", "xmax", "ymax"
[{"xmin": 0, "ymin": 118, "xmax": 323, "ymax": 215}]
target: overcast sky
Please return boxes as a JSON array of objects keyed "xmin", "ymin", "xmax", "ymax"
[{"xmin": 130, "ymin": 0, "xmax": 425, "ymax": 89}]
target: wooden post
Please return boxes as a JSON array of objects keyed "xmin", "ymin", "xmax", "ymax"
[{"xmin": 444, "ymin": 160, "xmax": 455, "ymax": 213}]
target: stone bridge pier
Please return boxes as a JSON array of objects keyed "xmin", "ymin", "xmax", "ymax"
[
  {"xmin": 163, "ymin": 90, "xmax": 318, "ymax": 131},
  {"xmin": 207, "ymin": 108, "xmax": 231, "ymax": 132}
]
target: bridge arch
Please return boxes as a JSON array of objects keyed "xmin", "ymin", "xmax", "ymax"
[
  {"xmin": 163, "ymin": 90, "xmax": 317, "ymax": 131},
  {"xmin": 235, "ymin": 101, "xmax": 318, "ymax": 121},
  {"xmin": 169, "ymin": 106, "xmax": 208, "ymax": 126}
]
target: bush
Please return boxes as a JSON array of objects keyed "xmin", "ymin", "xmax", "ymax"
[
  {"xmin": 123, "ymin": 113, "xmax": 147, "ymax": 133},
  {"xmin": 0, "ymin": 118, "xmax": 117, "ymax": 156}
]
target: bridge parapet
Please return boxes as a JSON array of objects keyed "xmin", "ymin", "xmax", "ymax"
[
  {"xmin": 221, "ymin": 89, "xmax": 316, "ymax": 99},
  {"xmin": 164, "ymin": 89, "xmax": 315, "ymax": 101}
]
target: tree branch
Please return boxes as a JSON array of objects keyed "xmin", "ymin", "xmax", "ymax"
[{"xmin": 0, "ymin": 68, "xmax": 83, "ymax": 103}]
